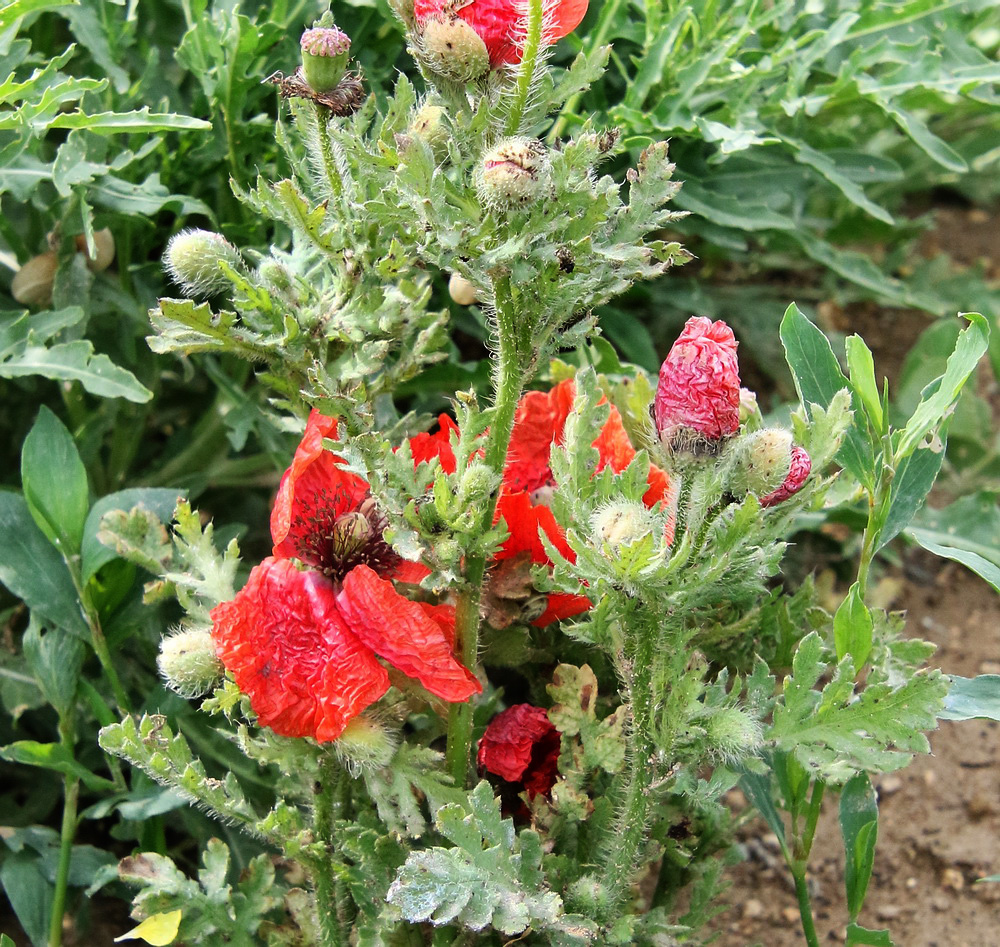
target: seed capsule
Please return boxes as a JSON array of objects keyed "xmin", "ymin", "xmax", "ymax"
[{"xmin": 300, "ymin": 26, "xmax": 351, "ymax": 93}]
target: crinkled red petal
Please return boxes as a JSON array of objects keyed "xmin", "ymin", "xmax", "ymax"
[
  {"xmin": 210, "ymin": 558, "xmax": 389, "ymax": 742},
  {"xmin": 271, "ymin": 411, "xmax": 369, "ymax": 559},
  {"xmin": 408, "ymin": 414, "xmax": 459, "ymax": 474},
  {"xmin": 493, "ymin": 490, "xmax": 575, "ymax": 564},
  {"xmin": 418, "ymin": 601, "xmax": 457, "ymax": 649},
  {"xmin": 392, "ymin": 559, "xmax": 432, "ymax": 585},
  {"xmin": 654, "ymin": 317, "xmax": 741, "ymax": 443},
  {"xmin": 761, "ymin": 445, "xmax": 811, "ymax": 507},
  {"xmin": 337, "ymin": 564, "xmax": 481, "ymax": 702},
  {"xmin": 533, "ymin": 592, "xmax": 590, "ymax": 628},
  {"xmin": 478, "ymin": 703, "xmax": 558, "ymax": 784},
  {"xmin": 504, "ymin": 379, "xmax": 574, "ymax": 495}
]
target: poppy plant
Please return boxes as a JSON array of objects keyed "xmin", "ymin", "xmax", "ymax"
[
  {"xmin": 478, "ymin": 703, "xmax": 560, "ymax": 799},
  {"xmin": 412, "ymin": 0, "xmax": 589, "ymax": 69},
  {"xmin": 211, "ymin": 411, "xmax": 480, "ymax": 742}
]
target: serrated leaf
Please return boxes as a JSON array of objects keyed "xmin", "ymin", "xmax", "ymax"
[
  {"xmin": 547, "ymin": 664, "xmax": 625, "ymax": 773},
  {"xmin": 83, "ymin": 490, "xmax": 182, "ymax": 582}
]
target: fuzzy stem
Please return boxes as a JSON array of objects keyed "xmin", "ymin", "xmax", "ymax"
[
  {"xmin": 313, "ymin": 756, "xmax": 349, "ymax": 947},
  {"xmin": 444, "ymin": 275, "xmax": 525, "ymax": 787},
  {"xmin": 315, "ymin": 103, "xmax": 344, "ymax": 199},
  {"xmin": 505, "ymin": 0, "xmax": 545, "ymax": 135},
  {"xmin": 598, "ymin": 626, "xmax": 657, "ymax": 921},
  {"xmin": 48, "ymin": 713, "xmax": 79, "ymax": 947}
]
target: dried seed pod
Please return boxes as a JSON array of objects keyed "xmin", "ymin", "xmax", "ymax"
[{"xmin": 11, "ymin": 252, "xmax": 58, "ymax": 306}]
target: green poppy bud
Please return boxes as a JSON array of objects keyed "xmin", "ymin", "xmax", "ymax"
[
  {"xmin": 158, "ymin": 626, "xmax": 223, "ymax": 699},
  {"xmin": 300, "ymin": 26, "xmax": 351, "ymax": 94},
  {"xmin": 418, "ymin": 16, "xmax": 490, "ymax": 84},
  {"xmin": 164, "ymin": 229, "xmax": 243, "ymax": 297},
  {"xmin": 729, "ymin": 428, "xmax": 793, "ymax": 498},
  {"xmin": 476, "ymin": 137, "xmax": 551, "ymax": 209},
  {"xmin": 703, "ymin": 706, "xmax": 763, "ymax": 764},
  {"xmin": 408, "ymin": 103, "xmax": 450, "ymax": 160},
  {"xmin": 591, "ymin": 500, "xmax": 655, "ymax": 550},
  {"xmin": 334, "ymin": 714, "xmax": 398, "ymax": 772}
]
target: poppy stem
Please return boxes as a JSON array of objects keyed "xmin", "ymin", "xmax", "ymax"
[
  {"xmin": 446, "ymin": 274, "xmax": 526, "ymax": 787},
  {"xmin": 505, "ymin": 0, "xmax": 545, "ymax": 135},
  {"xmin": 313, "ymin": 756, "xmax": 351, "ymax": 946}
]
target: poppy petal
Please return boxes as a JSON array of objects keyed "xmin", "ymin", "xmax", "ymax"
[{"xmin": 337, "ymin": 565, "xmax": 481, "ymax": 702}]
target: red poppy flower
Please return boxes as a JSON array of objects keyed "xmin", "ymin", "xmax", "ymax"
[
  {"xmin": 760, "ymin": 445, "xmax": 812, "ymax": 508},
  {"xmin": 477, "ymin": 703, "xmax": 560, "ymax": 798},
  {"xmin": 210, "ymin": 411, "xmax": 480, "ymax": 742},
  {"xmin": 654, "ymin": 317, "xmax": 741, "ymax": 450},
  {"xmin": 413, "ymin": 0, "xmax": 589, "ymax": 68}
]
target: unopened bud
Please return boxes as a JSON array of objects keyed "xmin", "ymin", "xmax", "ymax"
[
  {"xmin": 477, "ymin": 137, "xmax": 551, "ymax": 209},
  {"xmin": 158, "ymin": 626, "xmax": 223, "ymax": 698},
  {"xmin": 738, "ymin": 387, "xmax": 760, "ymax": 425},
  {"xmin": 418, "ymin": 16, "xmax": 489, "ymax": 83},
  {"xmin": 334, "ymin": 714, "xmax": 398, "ymax": 772},
  {"xmin": 457, "ymin": 462, "xmax": 496, "ymax": 506},
  {"xmin": 11, "ymin": 252, "xmax": 58, "ymax": 306},
  {"xmin": 760, "ymin": 445, "xmax": 811, "ymax": 508},
  {"xmin": 566, "ymin": 875, "xmax": 611, "ymax": 916},
  {"xmin": 729, "ymin": 429, "xmax": 793, "ymax": 498},
  {"xmin": 164, "ymin": 229, "xmax": 243, "ymax": 297},
  {"xmin": 704, "ymin": 707, "xmax": 762, "ymax": 764},
  {"xmin": 300, "ymin": 27, "xmax": 351, "ymax": 93},
  {"xmin": 448, "ymin": 272, "xmax": 478, "ymax": 305},
  {"xmin": 409, "ymin": 103, "xmax": 450, "ymax": 160},
  {"xmin": 591, "ymin": 500, "xmax": 655, "ymax": 549}
]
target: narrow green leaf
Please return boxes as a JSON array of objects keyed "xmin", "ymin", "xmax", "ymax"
[
  {"xmin": 834, "ymin": 583, "xmax": 873, "ymax": 671},
  {"xmin": 896, "ymin": 313, "xmax": 989, "ymax": 459},
  {"xmin": 739, "ymin": 767, "xmax": 786, "ymax": 848},
  {"xmin": 22, "ymin": 622, "xmax": 85, "ymax": 717},
  {"xmin": 0, "ymin": 851, "xmax": 54, "ymax": 947},
  {"xmin": 47, "ymin": 107, "xmax": 211, "ymax": 133},
  {"xmin": 21, "ymin": 405, "xmax": 89, "ymax": 555},
  {"xmin": 0, "ymin": 740, "xmax": 115, "ymax": 792},
  {"xmin": 939, "ymin": 676, "xmax": 1000, "ymax": 722},
  {"xmin": 846, "ymin": 921, "xmax": 894, "ymax": 946},
  {"xmin": 845, "ymin": 335, "xmax": 883, "ymax": 433},
  {"xmin": 0, "ymin": 492, "xmax": 88, "ymax": 636},
  {"xmin": 839, "ymin": 773, "xmax": 878, "ymax": 920},
  {"xmin": 779, "ymin": 303, "xmax": 876, "ymax": 488}
]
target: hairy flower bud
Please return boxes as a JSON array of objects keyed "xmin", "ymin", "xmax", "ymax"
[
  {"xmin": 476, "ymin": 137, "xmax": 551, "ymax": 209},
  {"xmin": 448, "ymin": 272, "xmax": 478, "ymax": 305},
  {"xmin": 158, "ymin": 626, "xmax": 223, "ymax": 698},
  {"xmin": 458, "ymin": 461, "xmax": 497, "ymax": 506},
  {"xmin": 11, "ymin": 251, "xmax": 58, "ymax": 306},
  {"xmin": 654, "ymin": 317, "xmax": 741, "ymax": 454},
  {"xmin": 300, "ymin": 26, "xmax": 351, "ymax": 93},
  {"xmin": 417, "ymin": 16, "xmax": 490, "ymax": 83},
  {"xmin": 760, "ymin": 445, "xmax": 811, "ymax": 508},
  {"xmin": 408, "ymin": 103, "xmax": 450, "ymax": 160},
  {"xmin": 729, "ymin": 429, "xmax": 793, "ymax": 498},
  {"xmin": 591, "ymin": 500, "xmax": 655, "ymax": 549},
  {"xmin": 703, "ymin": 707, "xmax": 763, "ymax": 764},
  {"xmin": 333, "ymin": 714, "xmax": 398, "ymax": 772},
  {"xmin": 164, "ymin": 229, "xmax": 243, "ymax": 297}
]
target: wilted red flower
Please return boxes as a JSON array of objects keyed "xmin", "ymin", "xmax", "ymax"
[
  {"xmin": 478, "ymin": 703, "xmax": 560, "ymax": 798},
  {"xmin": 413, "ymin": 0, "xmax": 589, "ymax": 68},
  {"xmin": 497, "ymin": 378, "xmax": 670, "ymax": 625},
  {"xmin": 654, "ymin": 317, "xmax": 741, "ymax": 451},
  {"xmin": 760, "ymin": 445, "xmax": 811, "ymax": 507},
  {"xmin": 211, "ymin": 411, "xmax": 480, "ymax": 742}
]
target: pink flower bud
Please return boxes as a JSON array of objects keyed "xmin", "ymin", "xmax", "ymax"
[
  {"xmin": 654, "ymin": 317, "xmax": 741, "ymax": 452},
  {"xmin": 760, "ymin": 445, "xmax": 811, "ymax": 507}
]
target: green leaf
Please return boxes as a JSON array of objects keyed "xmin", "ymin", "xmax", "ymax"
[
  {"xmin": 547, "ymin": 663, "xmax": 625, "ymax": 773},
  {"xmin": 833, "ymin": 583, "xmax": 873, "ymax": 671},
  {"xmin": 0, "ymin": 740, "xmax": 116, "ymax": 792},
  {"xmin": 22, "ymin": 621, "xmax": 84, "ymax": 717},
  {"xmin": 738, "ymin": 766, "xmax": 786, "ymax": 849},
  {"xmin": 48, "ymin": 108, "xmax": 211, "ymax": 133},
  {"xmin": 839, "ymin": 773, "xmax": 878, "ymax": 920},
  {"xmin": 906, "ymin": 493, "xmax": 1000, "ymax": 593},
  {"xmin": 939, "ymin": 675, "xmax": 1000, "ymax": 722},
  {"xmin": 877, "ymin": 422, "xmax": 948, "ymax": 551},
  {"xmin": 845, "ymin": 335, "xmax": 883, "ymax": 433},
  {"xmin": 846, "ymin": 921, "xmax": 894, "ymax": 947},
  {"xmin": 82, "ymin": 489, "xmax": 183, "ymax": 583},
  {"xmin": 0, "ymin": 851, "xmax": 53, "ymax": 947},
  {"xmin": 779, "ymin": 303, "xmax": 875, "ymax": 488},
  {"xmin": 21, "ymin": 405, "xmax": 89, "ymax": 555},
  {"xmin": 387, "ymin": 781, "xmax": 564, "ymax": 936},
  {"xmin": 0, "ymin": 492, "xmax": 88, "ymax": 636},
  {"xmin": 896, "ymin": 313, "xmax": 989, "ymax": 459}
]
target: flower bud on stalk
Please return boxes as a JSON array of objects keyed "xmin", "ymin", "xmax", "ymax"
[
  {"xmin": 476, "ymin": 137, "xmax": 551, "ymax": 209},
  {"xmin": 164, "ymin": 229, "xmax": 243, "ymax": 297},
  {"xmin": 334, "ymin": 714, "xmax": 398, "ymax": 772},
  {"xmin": 591, "ymin": 500, "xmax": 655, "ymax": 550},
  {"xmin": 417, "ymin": 16, "xmax": 490, "ymax": 83},
  {"xmin": 300, "ymin": 26, "xmax": 351, "ymax": 93},
  {"xmin": 760, "ymin": 445, "xmax": 811, "ymax": 507},
  {"xmin": 729, "ymin": 428, "xmax": 793, "ymax": 498},
  {"xmin": 158, "ymin": 626, "xmax": 223, "ymax": 698},
  {"xmin": 654, "ymin": 317, "xmax": 741, "ymax": 456},
  {"xmin": 408, "ymin": 103, "xmax": 450, "ymax": 160}
]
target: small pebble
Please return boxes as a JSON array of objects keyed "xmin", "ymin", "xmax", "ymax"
[
  {"xmin": 941, "ymin": 867, "xmax": 965, "ymax": 890},
  {"xmin": 762, "ymin": 832, "xmax": 781, "ymax": 852},
  {"xmin": 966, "ymin": 793, "xmax": 994, "ymax": 819},
  {"xmin": 781, "ymin": 907, "xmax": 801, "ymax": 924},
  {"xmin": 879, "ymin": 775, "xmax": 903, "ymax": 796},
  {"xmin": 924, "ymin": 769, "xmax": 937, "ymax": 787},
  {"xmin": 742, "ymin": 898, "xmax": 764, "ymax": 919},
  {"xmin": 876, "ymin": 904, "xmax": 903, "ymax": 920},
  {"xmin": 978, "ymin": 660, "xmax": 1000, "ymax": 675}
]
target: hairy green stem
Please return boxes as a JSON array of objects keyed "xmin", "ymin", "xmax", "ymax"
[
  {"xmin": 315, "ymin": 104, "xmax": 344, "ymax": 199},
  {"xmin": 313, "ymin": 756, "xmax": 349, "ymax": 947},
  {"xmin": 444, "ymin": 275, "xmax": 526, "ymax": 787},
  {"xmin": 598, "ymin": 627, "xmax": 657, "ymax": 920},
  {"xmin": 505, "ymin": 0, "xmax": 545, "ymax": 135}
]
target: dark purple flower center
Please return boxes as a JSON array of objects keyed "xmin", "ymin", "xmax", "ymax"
[{"xmin": 293, "ymin": 490, "xmax": 400, "ymax": 582}]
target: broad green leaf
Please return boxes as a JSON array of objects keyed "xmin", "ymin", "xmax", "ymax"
[
  {"xmin": 896, "ymin": 313, "xmax": 989, "ymax": 459},
  {"xmin": 21, "ymin": 405, "xmax": 89, "ymax": 554},
  {"xmin": 0, "ymin": 492, "xmax": 88, "ymax": 636},
  {"xmin": 779, "ymin": 303, "xmax": 876, "ymax": 488},
  {"xmin": 939, "ymin": 675, "xmax": 1000, "ymax": 722},
  {"xmin": 0, "ymin": 851, "xmax": 53, "ymax": 947},
  {"xmin": 115, "ymin": 910, "xmax": 183, "ymax": 945},
  {"xmin": 845, "ymin": 335, "xmax": 883, "ymax": 433},
  {"xmin": 839, "ymin": 773, "xmax": 878, "ymax": 920},
  {"xmin": 82, "ymin": 488, "xmax": 183, "ymax": 582},
  {"xmin": 22, "ymin": 621, "xmax": 84, "ymax": 717},
  {"xmin": 906, "ymin": 493, "xmax": 1000, "ymax": 593},
  {"xmin": 833, "ymin": 583, "xmax": 873, "ymax": 671},
  {"xmin": 0, "ymin": 740, "xmax": 116, "ymax": 792}
]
